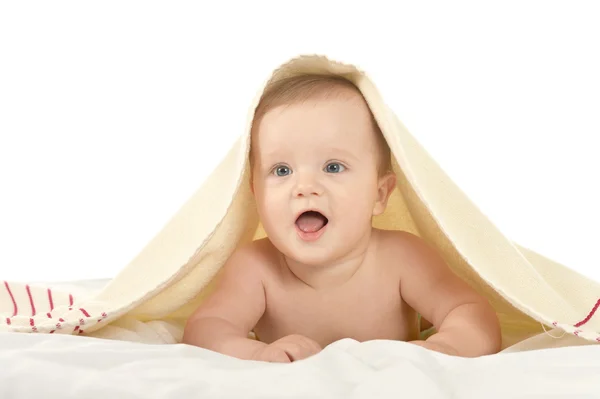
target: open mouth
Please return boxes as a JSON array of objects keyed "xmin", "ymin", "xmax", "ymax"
[{"xmin": 295, "ymin": 210, "xmax": 329, "ymax": 234}]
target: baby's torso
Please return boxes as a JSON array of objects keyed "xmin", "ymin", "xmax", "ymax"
[{"xmin": 252, "ymin": 232, "xmax": 420, "ymax": 348}]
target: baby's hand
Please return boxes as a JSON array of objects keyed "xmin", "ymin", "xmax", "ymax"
[{"xmin": 252, "ymin": 334, "xmax": 322, "ymax": 363}]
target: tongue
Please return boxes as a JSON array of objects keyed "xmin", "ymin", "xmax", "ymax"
[{"xmin": 296, "ymin": 212, "xmax": 326, "ymax": 233}]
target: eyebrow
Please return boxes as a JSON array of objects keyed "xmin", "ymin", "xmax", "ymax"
[
  {"xmin": 326, "ymin": 148, "xmax": 361, "ymax": 162},
  {"xmin": 260, "ymin": 147, "xmax": 361, "ymax": 163}
]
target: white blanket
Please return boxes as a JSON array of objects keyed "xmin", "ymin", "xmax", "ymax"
[{"xmin": 1, "ymin": 332, "xmax": 599, "ymax": 399}]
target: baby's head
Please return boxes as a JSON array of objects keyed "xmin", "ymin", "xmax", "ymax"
[{"xmin": 249, "ymin": 74, "xmax": 396, "ymax": 265}]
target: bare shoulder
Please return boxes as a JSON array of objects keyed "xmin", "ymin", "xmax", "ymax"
[
  {"xmin": 222, "ymin": 238, "xmax": 275, "ymax": 278},
  {"xmin": 375, "ymin": 228, "xmax": 463, "ymax": 292},
  {"xmin": 375, "ymin": 228, "xmax": 435, "ymax": 263},
  {"xmin": 221, "ymin": 237, "xmax": 286, "ymax": 286}
]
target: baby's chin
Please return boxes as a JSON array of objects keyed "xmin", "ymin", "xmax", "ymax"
[
  {"xmin": 285, "ymin": 250, "xmax": 336, "ymax": 267},
  {"xmin": 275, "ymin": 237, "xmax": 344, "ymax": 267}
]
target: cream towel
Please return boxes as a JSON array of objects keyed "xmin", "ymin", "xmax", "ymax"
[{"xmin": 1, "ymin": 54, "xmax": 599, "ymax": 350}]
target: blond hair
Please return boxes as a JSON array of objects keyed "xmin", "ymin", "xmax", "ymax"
[{"xmin": 250, "ymin": 74, "xmax": 392, "ymax": 175}]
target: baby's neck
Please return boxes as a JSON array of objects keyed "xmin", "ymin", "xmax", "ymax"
[{"xmin": 280, "ymin": 230, "xmax": 376, "ymax": 290}]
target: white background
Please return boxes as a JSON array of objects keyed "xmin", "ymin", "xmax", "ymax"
[{"xmin": 0, "ymin": 1, "xmax": 598, "ymax": 283}]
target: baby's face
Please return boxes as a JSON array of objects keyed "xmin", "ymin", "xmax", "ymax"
[{"xmin": 251, "ymin": 94, "xmax": 393, "ymax": 265}]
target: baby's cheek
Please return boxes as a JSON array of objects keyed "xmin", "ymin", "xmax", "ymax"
[
  {"xmin": 337, "ymin": 194, "xmax": 372, "ymax": 222},
  {"xmin": 260, "ymin": 197, "xmax": 290, "ymax": 226},
  {"xmin": 341, "ymin": 184, "xmax": 374, "ymax": 206}
]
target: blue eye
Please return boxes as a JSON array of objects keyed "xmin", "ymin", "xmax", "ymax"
[
  {"xmin": 273, "ymin": 165, "xmax": 291, "ymax": 176},
  {"xmin": 324, "ymin": 162, "xmax": 345, "ymax": 173}
]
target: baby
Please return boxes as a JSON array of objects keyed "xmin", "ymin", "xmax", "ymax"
[{"xmin": 182, "ymin": 74, "xmax": 502, "ymax": 362}]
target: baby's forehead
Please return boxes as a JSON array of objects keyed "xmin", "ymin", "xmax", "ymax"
[{"xmin": 255, "ymin": 97, "xmax": 376, "ymax": 145}]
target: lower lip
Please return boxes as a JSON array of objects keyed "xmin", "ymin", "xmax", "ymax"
[{"xmin": 296, "ymin": 224, "xmax": 327, "ymax": 242}]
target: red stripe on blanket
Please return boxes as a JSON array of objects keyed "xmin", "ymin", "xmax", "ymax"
[
  {"xmin": 59, "ymin": 318, "xmax": 65, "ymax": 322},
  {"xmin": 3, "ymin": 281, "xmax": 18, "ymax": 317},
  {"xmin": 79, "ymin": 308, "xmax": 90, "ymax": 317},
  {"xmin": 6, "ymin": 318, "xmax": 11, "ymax": 325},
  {"xmin": 574, "ymin": 298, "xmax": 600, "ymax": 328},
  {"xmin": 47, "ymin": 288, "xmax": 54, "ymax": 311},
  {"xmin": 26, "ymin": 285, "xmax": 36, "ymax": 316},
  {"xmin": 69, "ymin": 294, "xmax": 73, "ymax": 306},
  {"xmin": 29, "ymin": 318, "xmax": 34, "ymax": 326},
  {"xmin": 46, "ymin": 312, "xmax": 52, "ymax": 318}
]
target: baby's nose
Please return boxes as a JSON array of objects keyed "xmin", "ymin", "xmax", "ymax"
[{"xmin": 293, "ymin": 180, "xmax": 323, "ymax": 197}]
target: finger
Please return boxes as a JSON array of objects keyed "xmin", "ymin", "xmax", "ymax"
[
  {"xmin": 265, "ymin": 347, "xmax": 292, "ymax": 363},
  {"xmin": 285, "ymin": 334, "xmax": 322, "ymax": 352},
  {"xmin": 253, "ymin": 346, "xmax": 291, "ymax": 363},
  {"xmin": 282, "ymin": 343, "xmax": 317, "ymax": 362}
]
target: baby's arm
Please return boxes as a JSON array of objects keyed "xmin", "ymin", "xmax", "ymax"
[
  {"xmin": 182, "ymin": 245, "xmax": 268, "ymax": 360},
  {"xmin": 397, "ymin": 233, "xmax": 502, "ymax": 357}
]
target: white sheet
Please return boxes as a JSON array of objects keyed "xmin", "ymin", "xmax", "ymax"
[{"xmin": 2, "ymin": 332, "xmax": 599, "ymax": 399}]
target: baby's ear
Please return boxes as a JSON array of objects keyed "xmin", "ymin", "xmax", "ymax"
[{"xmin": 373, "ymin": 171, "xmax": 397, "ymax": 216}]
